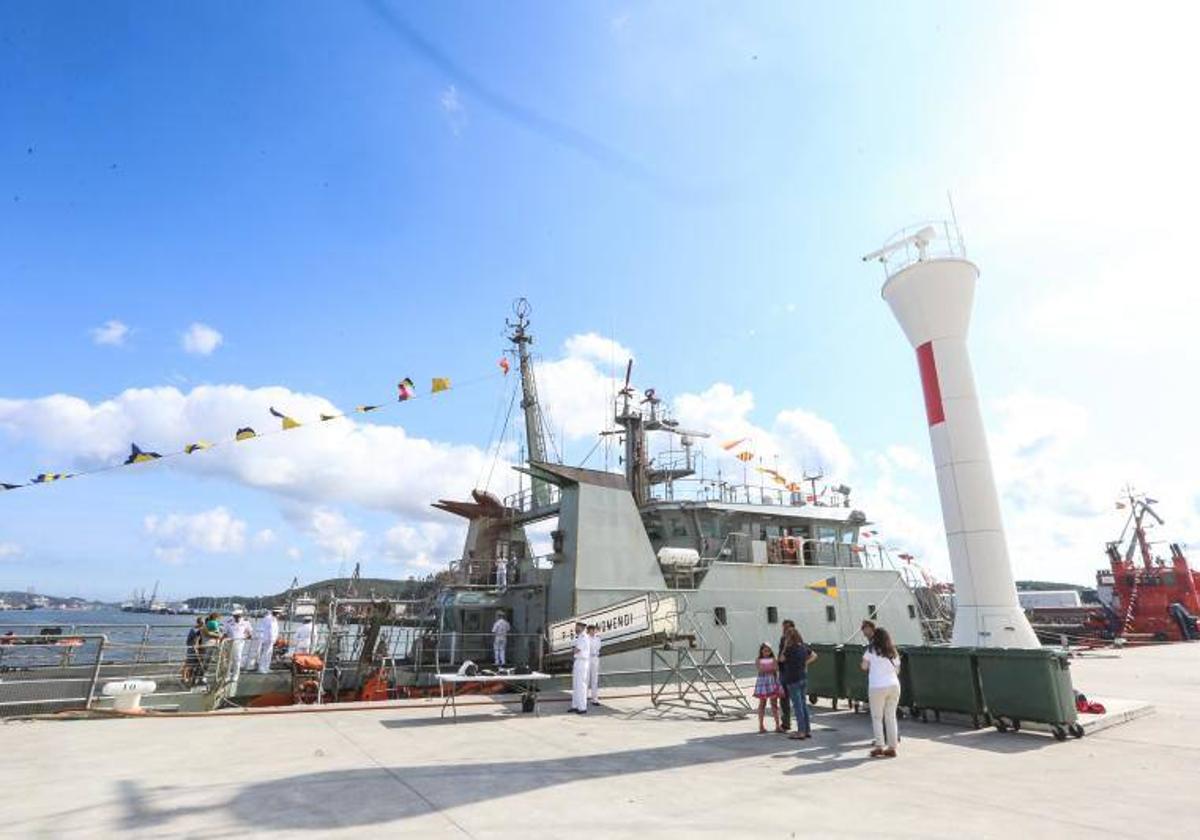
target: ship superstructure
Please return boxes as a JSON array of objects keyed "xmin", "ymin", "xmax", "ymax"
[{"xmin": 427, "ymin": 301, "xmax": 931, "ymax": 678}]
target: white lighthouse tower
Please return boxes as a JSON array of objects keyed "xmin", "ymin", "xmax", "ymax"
[{"xmin": 864, "ymin": 223, "xmax": 1039, "ymax": 649}]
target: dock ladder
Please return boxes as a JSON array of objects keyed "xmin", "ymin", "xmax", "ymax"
[{"xmin": 649, "ymin": 597, "xmax": 751, "ymax": 719}]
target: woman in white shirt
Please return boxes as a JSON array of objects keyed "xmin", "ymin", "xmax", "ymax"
[{"xmin": 860, "ymin": 626, "xmax": 901, "ymax": 758}]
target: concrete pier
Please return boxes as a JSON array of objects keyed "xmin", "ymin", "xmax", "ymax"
[{"xmin": 3, "ymin": 643, "xmax": 1194, "ymax": 838}]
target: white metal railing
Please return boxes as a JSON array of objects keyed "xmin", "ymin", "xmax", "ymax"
[{"xmin": 873, "ymin": 219, "xmax": 966, "ymax": 279}]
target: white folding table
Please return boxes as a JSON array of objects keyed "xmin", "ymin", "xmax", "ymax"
[{"xmin": 434, "ymin": 671, "xmax": 555, "ymax": 721}]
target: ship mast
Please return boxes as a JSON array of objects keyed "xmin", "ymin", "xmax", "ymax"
[{"xmin": 506, "ymin": 298, "xmax": 553, "ymax": 508}]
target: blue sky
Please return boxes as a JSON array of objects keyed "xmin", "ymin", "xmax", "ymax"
[{"xmin": 3, "ymin": 2, "xmax": 1198, "ymax": 600}]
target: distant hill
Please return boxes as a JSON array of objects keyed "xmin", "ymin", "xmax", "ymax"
[
  {"xmin": 1017, "ymin": 580, "xmax": 1100, "ymax": 605},
  {"xmin": 184, "ymin": 575, "xmax": 441, "ymax": 610},
  {"xmin": 0, "ymin": 591, "xmax": 102, "ymax": 609}
]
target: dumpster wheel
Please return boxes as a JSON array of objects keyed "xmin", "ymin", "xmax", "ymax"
[
  {"xmin": 1068, "ymin": 723, "xmax": 1084, "ymax": 739},
  {"xmin": 1052, "ymin": 725, "xmax": 1067, "ymax": 741}
]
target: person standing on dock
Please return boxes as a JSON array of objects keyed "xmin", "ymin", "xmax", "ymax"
[
  {"xmin": 780, "ymin": 625, "xmax": 817, "ymax": 740},
  {"xmin": 568, "ymin": 622, "xmax": 589, "ymax": 714},
  {"xmin": 777, "ymin": 619, "xmax": 796, "ymax": 731},
  {"xmin": 861, "ymin": 626, "xmax": 901, "ymax": 758},
  {"xmin": 491, "ymin": 611, "xmax": 511, "ymax": 666},
  {"xmin": 226, "ymin": 609, "xmax": 252, "ymax": 688},
  {"xmin": 587, "ymin": 624, "xmax": 602, "ymax": 707},
  {"xmin": 253, "ymin": 608, "xmax": 280, "ymax": 674}
]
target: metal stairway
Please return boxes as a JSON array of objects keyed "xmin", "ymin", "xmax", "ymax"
[{"xmin": 649, "ymin": 598, "xmax": 752, "ymax": 719}]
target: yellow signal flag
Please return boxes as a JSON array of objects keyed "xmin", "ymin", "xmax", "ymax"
[
  {"xmin": 269, "ymin": 407, "xmax": 301, "ymax": 430},
  {"xmin": 431, "ymin": 377, "xmax": 451, "ymax": 394},
  {"xmin": 184, "ymin": 441, "xmax": 212, "ymax": 454},
  {"xmin": 235, "ymin": 427, "xmax": 256, "ymax": 441},
  {"xmin": 124, "ymin": 443, "xmax": 162, "ymax": 464},
  {"xmin": 32, "ymin": 473, "xmax": 67, "ymax": 483},
  {"xmin": 721, "ymin": 437, "xmax": 748, "ymax": 451},
  {"xmin": 806, "ymin": 576, "xmax": 839, "ymax": 599},
  {"xmin": 319, "ymin": 413, "xmax": 338, "ymax": 422},
  {"xmin": 736, "ymin": 451, "xmax": 754, "ymax": 462}
]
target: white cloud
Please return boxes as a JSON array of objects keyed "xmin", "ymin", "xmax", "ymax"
[
  {"xmin": 0, "ymin": 542, "xmax": 22, "ymax": 560},
  {"xmin": 144, "ymin": 506, "xmax": 248, "ymax": 565},
  {"xmin": 562, "ymin": 333, "xmax": 634, "ymax": 366},
  {"xmin": 181, "ymin": 323, "xmax": 223, "ymax": 356},
  {"xmin": 90, "ymin": 320, "xmax": 130, "ymax": 347},
  {"xmin": 674, "ymin": 382, "xmax": 853, "ymax": 481},
  {"xmin": 286, "ymin": 546, "xmax": 302, "ymax": 561},
  {"xmin": 0, "ymin": 384, "xmax": 499, "ymax": 518},
  {"xmin": 381, "ymin": 521, "xmax": 454, "ymax": 573},
  {"xmin": 440, "ymin": 85, "xmax": 467, "ymax": 135},
  {"xmin": 253, "ymin": 528, "xmax": 277, "ymax": 548},
  {"xmin": 286, "ymin": 506, "xmax": 364, "ymax": 562}
]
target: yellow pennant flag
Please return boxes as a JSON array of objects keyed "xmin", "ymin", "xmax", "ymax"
[
  {"xmin": 806, "ymin": 576, "xmax": 839, "ymax": 598},
  {"xmin": 736, "ymin": 451, "xmax": 754, "ymax": 462},
  {"xmin": 721, "ymin": 437, "xmax": 748, "ymax": 451},
  {"xmin": 184, "ymin": 441, "xmax": 212, "ymax": 454},
  {"xmin": 235, "ymin": 427, "xmax": 256, "ymax": 441},
  {"xmin": 431, "ymin": 377, "xmax": 451, "ymax": 393},
  {"xmin": 269, "ymin": 407, "xmax": 301, "ymax": 430}
]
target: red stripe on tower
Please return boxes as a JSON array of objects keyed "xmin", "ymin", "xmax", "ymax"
[{"xmin": 916, "ymin": 341, "xmax": 945, "ymax": 426}]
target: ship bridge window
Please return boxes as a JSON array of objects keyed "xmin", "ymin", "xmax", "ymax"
[
  {"xmin": 825, "ymin": 605, "xmax": 836, "ymax": 623},
  {"xmin": 908, "ymin": 605, "xmax": 917, "ymax": 619},
  {"xmin": 840, "ymin": 529, "xmax": 855, "ymax": 544},
  {"xmin": 867, "ymin": 604, "xmax": 878, "ymax": 621},
  {"xmin": 672, "ymin": 521, "xmax": 688, "ymax": 537},
  {"xmin": 714, "ymin": 607, "xmax": 727, "ymax": 626},
  {"xmin": 767, "ymin": 606, "xmax": 778, "ymax": 624}
]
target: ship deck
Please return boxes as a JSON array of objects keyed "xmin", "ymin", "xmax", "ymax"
[{"xmin": 3, "ymin": 642, "xmax": 1196, "ymax": 838}]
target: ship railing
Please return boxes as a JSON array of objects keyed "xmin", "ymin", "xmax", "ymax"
[
  {"xmin": 0, "ymin": 634, "xmax": 108, "ymax": 717},
  {"xmin": 405, "ymin": 631, "xmax": 548, "ymax": 676},
  {"xmin": 0, "ymin": 621, "xmax": 197, "ymax": 666},
  {"xmin": 503, "ymin": 484, "xmax": 561, "ymax": 516},
  {"xmin": 445, "ymin": 556, "xmax": 554, "ymax": 587},
  {"xmin": 646, "ymin": 478, "xmax": 850, "ymax": 510},
  {"xmin": 872, "ymin": 219, "xmax": 966, "ymax": 279}
]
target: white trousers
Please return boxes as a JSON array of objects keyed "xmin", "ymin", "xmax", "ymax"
[
  {"xmin": 228, "ymin": 639, "xmax": 245, "ymax": 686},
  {"xmin": 493, "ymin": 637, "xmax": 507, "ymax": 666},
  {"xmin": 255, "ymin": 637, "xmax": 276, "ymax": 673},
  {"xmin": 571, "ymin": 658, "xmax": 590, "ymax": 711},
  {"xmin": 870, "ymin": 685, "xmax": 901, "ymax": 749},
  {"xmin": 588, "ymin": 655, "xmax": 600, "ymax": 702}
]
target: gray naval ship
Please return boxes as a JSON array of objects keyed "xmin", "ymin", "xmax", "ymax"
[
  {"xmin": 424, "ymin": 301, "xmax": 934, "ymax": 684},
  {"xmin": 0, "ymin": 301, "xmax": 940, "ymax": 715}
]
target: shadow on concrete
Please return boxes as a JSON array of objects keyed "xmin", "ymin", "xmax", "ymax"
[
  {"xmin": 379, "ymin": 712, "xmax": 515, "ymax": 729},
  {"xmin": 111, "ymin": 731, "xmax": 786, "ymax": 831},
  {"xmin": 808, "ymin": 707, "xmax": 1055, "ymax": 754}
]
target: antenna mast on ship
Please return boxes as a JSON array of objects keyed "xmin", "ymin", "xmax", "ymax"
[{"xmin": 506, "ymin": 298, "xmax": 554, "ymax": 508}]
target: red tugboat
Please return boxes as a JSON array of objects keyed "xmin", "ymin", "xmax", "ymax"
[{"xmin": 1093, "ymin": 490, "xmax": 1200, "ymax": 642}]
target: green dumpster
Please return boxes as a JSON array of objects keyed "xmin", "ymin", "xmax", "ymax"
[
  {"xmin": 903, "ymin": 645, "xmax": 986, "ymax": 727},
  {"xmin": 840, "ymin": 643, "xmax": 869, "ymax": 705},
  {"xmin": 804, "ymin": 643, "xmax": 842, "ymax": 708},
  {"xmin": 975, "ymin": 648, "xmax": 1080, "ymax": 740}
]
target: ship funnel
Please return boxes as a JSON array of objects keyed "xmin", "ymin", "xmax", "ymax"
[{"xmin": 868, "ymin": 221, "xmax": 1039, "ymax": 649}]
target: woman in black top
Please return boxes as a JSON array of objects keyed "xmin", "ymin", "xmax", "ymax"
[{"xmin": 779, "ymin": 626, "xmax": 817, "ymax": 739}]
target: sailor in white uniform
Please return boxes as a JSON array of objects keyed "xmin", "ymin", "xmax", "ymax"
[
  {"xmin": 495, "ymin": 557, "xmax": 508, "ymax": 590},
  {"xmin": 254, "ymin": 608, "xmax": 280, "ymax": 674},
  {"xmin": 569, "ymin": 622, "xmax": 590, "ymax": 713},
  {"xmin": 491, "ymin": 611, "xmax": 511, "ymax": 666},
  {"xmin": 225, "ymin": 609, "xmax": 252, "ymax": 688},
  {"xmin": 587, "ymin": 624, "xmax": 602, "ymax": 706}
]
